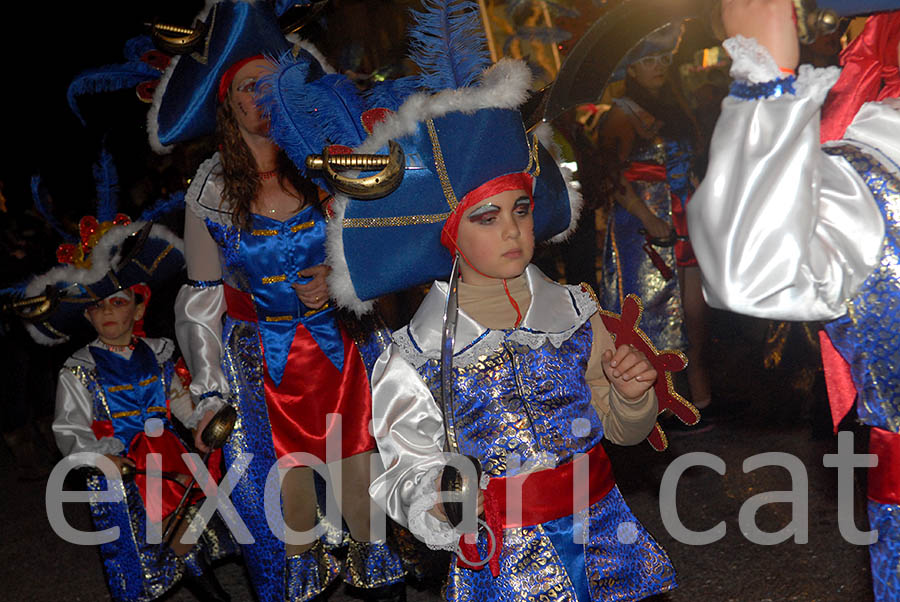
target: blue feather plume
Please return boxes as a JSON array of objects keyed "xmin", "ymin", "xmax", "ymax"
[
  {"xmin": 363, "ymin": 76, "xmax": 421, "ymax": 112},
  {"xmin": 258, "ymin": 53, "xmax": 368, "ymax": 179},
  {"xmin": 30, "ymin": 175, "xmax": 75, "ymax": 242},
  {"xmin": 407, "ymin": 0, "xmax": 492, "ymax": 93},
  {"xmin": 92, "ymin": 147, "xmax": 120, "ymax": 222},
  {"xmin": 138, "ymin": 191, "xmax": 186, "ymax": 223},
  {"xmin": 123, "ymin": 35, "xmax": 156, "ymax": 62},
  {"xmin": 67, "ymin": 62, "xmax": 159, "ymax": 126}
]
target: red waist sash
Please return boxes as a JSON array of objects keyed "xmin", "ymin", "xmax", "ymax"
[
  {"xmin": 458, "ymin": 443, "xmax": 615, "ymax": 576},
  {"xmin": 869, "ymin": 427, "xmax": 900, "ymax": 505},
  {"xmin": 224, "ymin": 283, "xmax": 257, "ymax": 321}
]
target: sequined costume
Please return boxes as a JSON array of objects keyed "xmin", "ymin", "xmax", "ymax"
[
  {"xmin": 175, "ymin": 155, "xmax": 404, "ymax": 601},
  {"xmin": 600, "ymin": 97, "xmax": 693, "ymax": 352},
  {"xmin": 369, "ymin": 264, "xmax": 676, "ymax": 601},
  {"xmin": 687, "ymin": 35, "xmax": 900, "ymax": 600},
  {"xmin": 53, "ymin": 336, "xmax": 237, "ymax": 602}
]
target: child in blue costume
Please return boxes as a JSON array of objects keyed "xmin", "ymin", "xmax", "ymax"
[
  {"xmin": 150, "ymin": 2, "xmax": 406, "ymax": 599},
  {"xmin": 20, "ymin": 212, "xmax": 236, "ymax": 602},
  {"xmin": 259, "ymin": 0, "xmax": 686, "ymax": 590}
]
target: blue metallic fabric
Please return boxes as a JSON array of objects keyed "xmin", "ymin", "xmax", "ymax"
[
  {"xmin": 89, "ymin": 341, "xmax": 169, "ymax": 446},
  {"xmin": 186, "ymin": 278, "xmax": 224, "ymax": 288},
  {"xmin": 286, "ymin": 543, "xmax": 343, "ymax": 600},
  {"xmin": 601, "ymin": 130, "xmax": 688, "ymax": 352},
  {"xmin": 869, "ymin": 500, "xmax": 900, "ymax": 601},
  {"xmin": 418, "ymin": 323, "xmax": 675, "ymax": 600},
  {"xmin": 342, "ymin": 539, "xmax": 406, "ymax": 588},
  {"xmin": 729, "ymin": 76, "xmax": 796, "ymax": 100},
  {"xmin": 86, "ymin": 474, "xmax": 182, "ymax": 602},
  {"xmin": 823, "ymin": 145, "xmax": 900, "ymax": 434},
  {"xmin": 419, "ymin": 321, "xmax": 602, "ymax": 475},
  {"xmin": 209, "ymin": 206, "xmax": 346, "ymax": 386},
  {"xmin": 220, "ymin": 316, "xmax": 293, "ymax": 601}
]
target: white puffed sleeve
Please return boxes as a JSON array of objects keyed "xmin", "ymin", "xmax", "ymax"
[
  {"xmin": 53, "ymin": 369, "xmax": 124, "ymax": 458},
  {"xmin": 175, "ymin": 205, "xmax": 228, "ymax": 427},
  {"xmin": 687, "ymin": 36, "xmax": 885, "ymax": 322},
  {"xmin": 368, "ymin": 344, "xmax": 460, "ymax": 550}
]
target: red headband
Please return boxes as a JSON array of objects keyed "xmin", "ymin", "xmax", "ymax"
[
  {"xmin": 440, "ymin": 172, "xmax": 534, "ymax": 251},
  {"xmin": 821, "ymin": 12, "xmax": 900, "ymax": 143},
  {"xmin": 217, "ymin": 54, "xmax": 266, "ymax": 103},
  {"xmin": 129, "ymin": 283, "xmax": 151, "ymax": 338}
]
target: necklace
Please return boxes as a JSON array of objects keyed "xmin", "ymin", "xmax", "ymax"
[
  {"xmin": 258, "ymin": 168, "xmax": 278, "ymax": 181},
  {"xmin": 100, "ymin": 337, "xmax": 136, "ymax": 352}
]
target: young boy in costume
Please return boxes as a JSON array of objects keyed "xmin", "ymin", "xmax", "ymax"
[
  {"xmin": 259, "ymin": 1, "xmax": 693, "ymax": 595},
  {"xmin": 20, "ymin": 212, "xmax": 236, "ymax": 602},
  {"xmin": 687, "ymin": 2, "xmax": 900, "ymax": 599}
]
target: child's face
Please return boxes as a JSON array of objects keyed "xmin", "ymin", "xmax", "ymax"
[
  {"xmin": 83, "ymin": 290, "xmax": 144, "ymax": 346},
  {"xmin": 455, "ymin": 189, "xmax": 534, "ymax": 286}
]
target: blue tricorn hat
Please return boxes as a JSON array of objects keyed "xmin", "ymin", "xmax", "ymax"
[
  {"xmin": 16, "ymin": 221, "xmax": 185, "ymax": 346},
  {"xmin": 818, "ymin": 0, "xmax": 900, "ymax": 14},
  {"xmin": 148, "ymin": 0, "xmax": 326, "ymax": 153},
  {"xmin": 322, "ymin": 60, "xmax": 582, "ymax": 315}
]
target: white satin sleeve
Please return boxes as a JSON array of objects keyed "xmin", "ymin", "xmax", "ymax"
[
  {"xmin": 368, "ymin": 344, "xmax": 460, "ymax": 549},
  {"xmin": 53, "ymin": 369, "xmax": 124, "ymax": 458},
  {"xmin": 687, "ymin": 37, "xmax": 885, "ymax": 322},
  {"xmin": 175, "ymin": 207, "xmax": 228, "ymax": 428}
]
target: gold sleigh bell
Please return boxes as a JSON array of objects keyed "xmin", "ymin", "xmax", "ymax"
[
  {"xmin": 707, "ymin": 0, "xmax": 839, "ymax": 44},
  {"xmin": 306, "ymin": 140, "xmax": 406, "ymax": 200}
]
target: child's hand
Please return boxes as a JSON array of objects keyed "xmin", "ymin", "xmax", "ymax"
[
  {"xmin": 602, "ymin": 344, "xmax": 657, "ymax": 400},
  {"xmin": 103, "ymin": 454, "xmax": 136, "ymax": 478},
  {"xmin": 428, "ymin": 473, "xmax": 484, "ymax": 523},
  {"xmin": 721, "ymin": 0, "xmax": 799, "ymax": 71}
]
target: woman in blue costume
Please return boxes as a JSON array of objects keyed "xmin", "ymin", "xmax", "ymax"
[
  {"xmin": 150, "ymin": 2, "xmax": 405, "ymax": 600},
  {"xmin": 262, "ymin": 1, "xmax": 685, "ymax": 594},
  {"xmin": 599, "ymin": 25, "xmax": 713, "ymax": 417}
]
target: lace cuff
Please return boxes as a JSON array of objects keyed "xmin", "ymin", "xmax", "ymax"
[
  {"xmin": 184, "ymin": 394, "xmax": 226, "ymax": 429},
  {"xmin": 407, "ymin": 466, "xmax": 461, "ymax": 551},
  {"xmin": 723, "ymin": 35, "xmax": 783, "ymax": 84}
]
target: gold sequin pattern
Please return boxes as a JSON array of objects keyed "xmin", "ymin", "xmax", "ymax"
[
  {"xmin": 341, "ymin": 212, "xmax": 451, "ymax": 229},
  {"xmin": 427, "ymin": 119, "xmax": 460, "ymax": 211}
]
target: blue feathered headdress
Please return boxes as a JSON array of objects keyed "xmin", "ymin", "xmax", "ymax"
[
  {"xmin": 148, "ymin": 0, "xmax": 327, "ymax": 153},
  {"xmin": 4, "ymin": 148, "xmax": 186, "ymax": 345}
]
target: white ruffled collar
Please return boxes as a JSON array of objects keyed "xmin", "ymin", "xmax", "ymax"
[{"xmin": 394, "ymin": 264, "xmax": 596, "ymax": 368}]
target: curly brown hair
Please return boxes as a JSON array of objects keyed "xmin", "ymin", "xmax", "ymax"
[{"xmin": 216, "ymin": 96, "xmax": 322, "ymax": 230}]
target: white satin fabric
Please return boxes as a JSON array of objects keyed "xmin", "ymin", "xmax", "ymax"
[
  {"xmin": 53, "ymin": 338, "xmax": 190, "ymax": 457},
  {"xmin": 175, "ymin": 158, "xmax": 233, "ymax": 427},
  {"xmin": 688, "ymin": 37, "xmax": 889, "ymax": 321},
  {"xmin": 368, "ymin": 265, "xmax": 657, "ymax": 547}
]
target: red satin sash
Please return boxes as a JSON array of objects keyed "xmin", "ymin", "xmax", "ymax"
[
  {"xmin": 223, "ymin": 284, "xmax": 375, "ymax": 466},
  {"xmin": 868, "ymin": 428, "xmax": 900, "ymax": 506},
  {"xmin": 90, "ymin": 421, "xmax": 219, "ymax": 521},
  {"xmin": 623, "ymin": 162, "xmax": 696, "ymax": 266},
  {"xmin": 457, "ymin": 443, "xmax": 615, "ymax": 576}
]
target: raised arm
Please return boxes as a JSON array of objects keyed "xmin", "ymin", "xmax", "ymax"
[{"xmin": 687, "ymin": 0, "xmax": 884, "ymax": 321}]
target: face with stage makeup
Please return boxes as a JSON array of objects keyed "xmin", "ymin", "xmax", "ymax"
[
  {"xmin": 455, "ymin": 189, "xmax": 535, "ymax": 286},
  {"xmin": 227, "ymin": 58, "xmax": 272, "ymax": 137},
  {"xmin": 83, "ymin": 289, "xmax": 145, "ymax": 346}
]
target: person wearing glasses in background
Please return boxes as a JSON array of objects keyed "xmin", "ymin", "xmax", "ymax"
[{"xmin": 599, "ymin": 23, "xmax": 714, "ymax": 430}]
